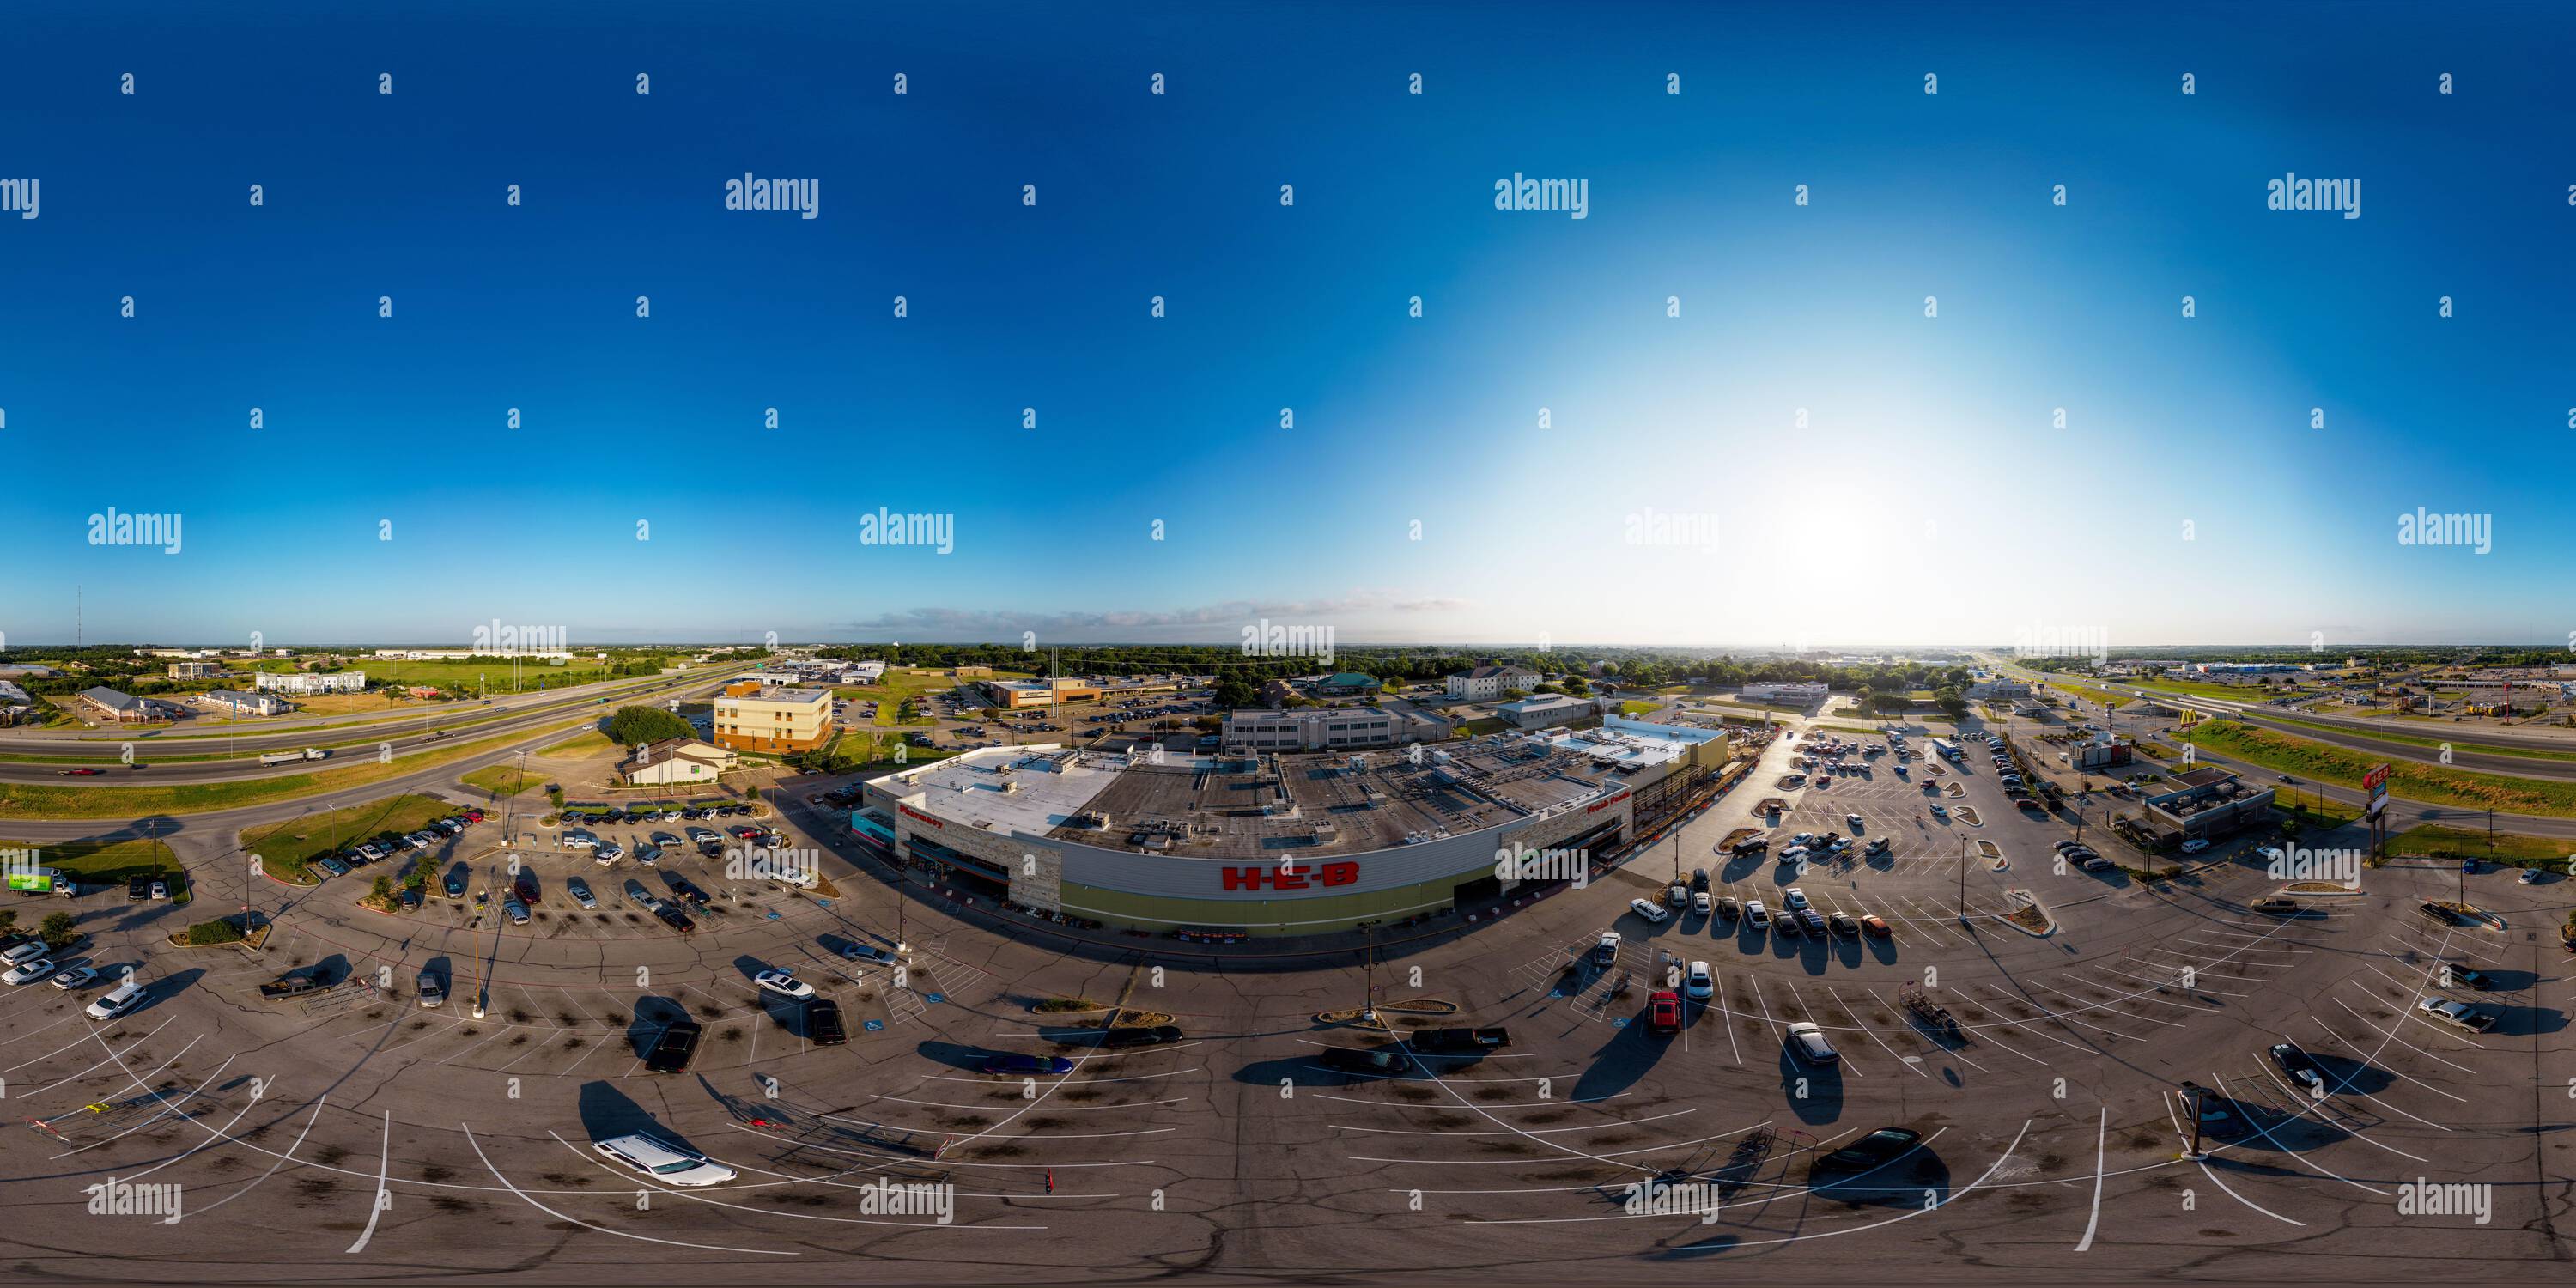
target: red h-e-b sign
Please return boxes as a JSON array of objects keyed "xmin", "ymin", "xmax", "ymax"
[{"xmin": 1222, "ymin": 861, "xmax": 1359, "ymax": 891}]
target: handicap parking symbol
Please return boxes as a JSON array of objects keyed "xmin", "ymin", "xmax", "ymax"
[
  {"xmin": 862, "ymin": 1018, "xmax": 884, "ymax": 1031},
  {"xmin": 1549, "ymin": 989, "xmax": 1564, "ymax": 999},
  {"xmin": 925, "ymin": 993, "xmax": 945, "ymax": 1005},
  {"xmin": 1612, "ymin": 1016, "xmax": 1630, "ymax": 1028}
]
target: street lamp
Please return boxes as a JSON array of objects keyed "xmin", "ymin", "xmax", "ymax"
[{"xmin": 2178, "ymin": 1080, "xmax": 2210, "ymax": 1160}]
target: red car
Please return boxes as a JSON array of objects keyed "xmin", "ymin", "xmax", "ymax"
[
  {"xmin": 1645, "ymin": 990, "xmax": 1683, "ymax": 1036},
  {"xmin": 59, "ymin": 768, "xmax": 103, "ymax": 776},
  {"xmin": 464, "ymin": 810, "xmax": 485, "ymax": 823}
]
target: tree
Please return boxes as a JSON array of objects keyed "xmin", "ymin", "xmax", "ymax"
[
  {"xmin": 371, "ymin": 874, "xmax": 393, "ymax": 903},
  {"xmin": 1933, "ymin": 685, "xmax": 1967, "ymax": 720},
  {"xmin": 605, "ymin": 705, "xmax": 694, "ymax": 746},
  {"xmin": 39, "ymin": 911, "xmax": 76, "ymax": 949},
  {"xmin": 1212, "ymin": 675, "xmax": 1261, "ymax": 710}
]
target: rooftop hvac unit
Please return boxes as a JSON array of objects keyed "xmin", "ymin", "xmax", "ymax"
[
  {"xmin": 1431, "ymin": 750, "xmax": 1453, "ymax": 764},
  {"xmin": 1001, "ymin": 781, "xmax": 1021, "ymax": 794}
]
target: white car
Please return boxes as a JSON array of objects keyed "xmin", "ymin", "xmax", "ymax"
[
  {"xmin": 1684, "ymin": 960, "xmax": 1714, "ymax": 1000},
  {"xmin": 2179, "ymin": 838, "xmax": 2210, "ymax": 854},
  {"xmin": 561, "ymin": 830, "xmax": 599, "ymax": 849},
  {"xmin": 4, "ymin": 958, "xmax": 55, "ymax": 986},
  {"xmin": 1845, "ymin": 814, "xmax": 1862, "ymax": 828},
  {"xmin": 593, "ymin": 1133, "xmax": 738, "ymax": 1187},
  {"xmin": 754, "ymin": 969, "xmax": 815, "ymax": 999},
  {"xmin": 2518, "ymin": 867, "xmax": 2542, "ymax": 884},
  {"xmin": 1628, "ymin": 897, "xmax": 1669, "ymax": 925},
  {"xmin": 86, "ymin": 981, "xmax": 143, "ymax": 1020},
  {"xmin": 1785, "ymin": 1020, "xmax": 1839, "ymax": 1065},
  {"xmin": 0, "ymin": 940, "xmax": 46, "ymax": 966},
  {"xmin": 1783, "ymin": 887, "xmax": 1809, "ymax": 911},
  {"xmin": 48, "ymin": 966, "xmax": 99, "ymax": 990},
  {"xmin": 1789, "ymin": 832, "xmax": 1817, "ymax": 848},
  {"xmin": 1778, "ymin": 845, "xmax": 1811, "ymax": 866},
  {"xmin": 1744, "ymin": 899, "xmax": 1770, "ymax": 928},
  {"xmin": 595, "ymin": 841, "xmax": 625, "ymax": 862},
  {"xmin": 1692, "ymin": 890, "xmax": 1712, "ymax": 916}
]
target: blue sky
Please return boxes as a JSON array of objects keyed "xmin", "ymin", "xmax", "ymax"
[{"xmin": 2, "ymin": 1, "xmax": 2567, "ymax": 648}]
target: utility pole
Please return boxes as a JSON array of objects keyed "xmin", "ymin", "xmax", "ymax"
[
  {"xmin": 1957, "ymin": 834, "xmax": 1970, "ymax": 923},
  {"xmin": 1362, "ymin": 924, "xmax": 1377, "ymax": 1024},
  {"xmin": 2178, "ymin": 1080, "xmax": 2209, "ymax": 1160}
]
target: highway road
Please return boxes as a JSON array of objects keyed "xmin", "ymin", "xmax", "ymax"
[
  {"xmin": 0, "ymin": 667, "xmax": 721, "ymax": 757},
  {"xmin": 2, "ymin": 670, "xmax": 726, "ymax": 778},
  {"xmin": 0, "ymin": 670, "xmax": 734, "ymax": 786}
]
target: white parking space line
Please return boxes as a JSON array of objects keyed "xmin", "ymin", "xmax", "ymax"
[
  {"xmin": 461, "ymin": 1127, "xmax": 797, "ymax": 1254},
  {"xmin": 2243, "ymin": 1058, "xmax": 2430, "ymax": 1163},
  {"xmin": 2071, "ymin": 1106, "xmax": 2106, "ymax": 1252},
  {"xmin": 2333, "ymin": 993, "xmax": 2481, "ymax": 1074},
  {"xmin": 2212, "ymin": 1071, "xmax": 2390, "ymax": 1194},
  {"xmin": 1823, "ymin": 985, "xmax": 1928, "ymax": 1076}
]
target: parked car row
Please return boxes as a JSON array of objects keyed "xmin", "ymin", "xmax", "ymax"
[
  {"xmin": 318, "ymin": 810, "xmax": 485, "ymax": 878},
  {"xmin": 562, "ymin": 804, "xmax": 750, "ymax": 827}
]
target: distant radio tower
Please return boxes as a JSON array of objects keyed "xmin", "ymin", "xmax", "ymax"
[{"xmin": 76, "ymin": 586, "xmax": 82, "ymax": 647}]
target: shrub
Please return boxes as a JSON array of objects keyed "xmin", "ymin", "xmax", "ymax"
[
  {"xmin": 39, "ymin": 911, "xmax": 76, "ymax": 949},
  {"xmin": 185, "ymin": 918, "xmax": 246, "ymax": 945}
]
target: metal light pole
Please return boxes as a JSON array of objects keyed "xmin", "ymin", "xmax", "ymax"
[
  {"xmin": 1957, "ymin": 835, "xmax": 1970, "ymax": 923},
  {"xmin": 2178, "ymin": 1080, "xmax": 2209, "ymax": 1160}
]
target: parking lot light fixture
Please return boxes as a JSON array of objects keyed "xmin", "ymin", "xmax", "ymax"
[{"xmin": 2178, "ymin": 1080, "xmax": 2210, "ymax": 1160}]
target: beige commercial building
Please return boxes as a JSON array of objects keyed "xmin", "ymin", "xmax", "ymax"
[
  {"xmin": 618, "ymin": 738, "xmax": 740, "ymax": 785},
  {"xmin": 713, "ymin": 683, "xmax": 833, "ymax": 752}
]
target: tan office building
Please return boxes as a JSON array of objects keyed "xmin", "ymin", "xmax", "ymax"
[{"xmin": 713, "ymin": 684, "xmax": 833, "ymax": 753}]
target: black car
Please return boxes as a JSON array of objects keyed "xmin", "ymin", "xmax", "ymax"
[
  {"xmin": 2447, "ymin": 965, "xmax": 2494, "ymax": 990},
  {"xmin": 1320, "ymin": 1046, "xmax": 1412, "ymax": 1076},
  {"xmin": 670, "ymin": 878, "xmax": 711, "ymax": 908},
  {"xmin": 128, "ymin": 877, "xmax": 151, "ymax": 901},
  {"xmin": 2417, "ymin": 902, "xmax": 2457, "ymax": 926},
  {"xmin": 2269, "ymin": 1041, "xmax": 2326, "ymax": 1093},
  {"xmin": 1101, "ymin": 1024, "xmax": 1184, "ymax": 1049},
  {"xmin": 654, "ymin": 903, "xmax": 697, "ymax": 933},
  {"xmin": 1812, "ymin": 1127, "xmax": 1923, "ymax": 1179},
  {"xmin": 804, "ymin": 999, "xmax": 848, "ymax": 1046},
  {"xmin": 444, "ymin": 871, "xmax": 466, "ymax": 898},
  {"xmin": 400, "ymin": 887, "xmax": 423, "ymax": 911},
  {"xmin": 1688, "ymin": 868, "xmax": 1710, "ymax": 893},
  {"xmin": 644, "ymin": 1018, "xmax": 703, "ymax": 1072}
]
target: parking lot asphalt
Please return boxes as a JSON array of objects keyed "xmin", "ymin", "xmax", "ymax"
[{"xmin": 3, "ymin": 735, "xmax": 2572, "ymax": 1283}]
